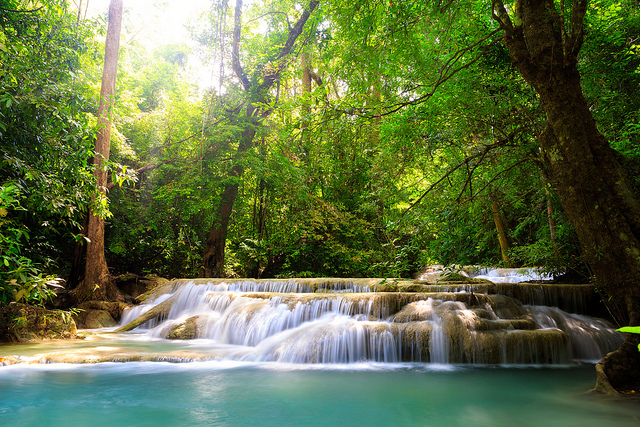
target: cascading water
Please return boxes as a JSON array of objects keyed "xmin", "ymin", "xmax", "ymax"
[
  {"xmin": 470, "ymin": 267, "xmax": 554, "ymax": 283},
  {"xmin": 415, "ymin": 266, "xmax": 554, "ymax": 283},
  {"xmin": 0, "ymin": 277, "xmax": 634, "ymax": 427},
  {"xmin": 117, "ymin": 279, "xmax": 623, "ymax": 365}
]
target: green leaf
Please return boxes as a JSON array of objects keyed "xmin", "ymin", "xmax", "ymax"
[
  {"xmin": 617, "ymin": 326, "xmax": 640, "ymax": 334},
  {"xmin": 14, "ymin": 289, "xmax": 25, "ymax": 302}
]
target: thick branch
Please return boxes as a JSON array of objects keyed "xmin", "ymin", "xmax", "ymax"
[
  {"xmin": 252, "ymin": 1, "xmax": 320, "ymax": 115},
  {"xmin": 276, "ymin": 1, "xmax": 319, "ymax": 62},
  {"xmin": 309, "ymin": 69, "xmax": 323, "ymax": 86},
  {"xmin": 232, "ymin": 0, "xmax": 251, "ymax": 91},
  {"xmin": 566, "ymin": 0, "xmax": 588, "ymax": 60},
  {"xmin": 492, "ymin": 0, "xmax": 513, "ymax": 31},
  {"xmin": 491, "ymin": 0, "xmax": 538, "ymax": 83}
]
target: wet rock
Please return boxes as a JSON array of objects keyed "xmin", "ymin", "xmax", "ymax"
[
  {"xmin": 115, "ymin": 273, "xmax": 168, "ymax": 302},
  {"xmin": 503, "ymin": 329, "xmax": 570, "ymax": 364},
  {"xmin": 133, "ymin": 276, "xmax": 175, "ymax": 304},
  {"xmin": 166, "ymin": 316, "xmax": 205, "ymax": 340},
  {"xmin": 115, "ymin": 294, "xmax": 177, "ymax": 332}
]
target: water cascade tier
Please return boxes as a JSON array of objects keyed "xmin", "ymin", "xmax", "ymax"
[{"xmin": 116, "ymin": 279, "xmax": 623, "ymax": 365}]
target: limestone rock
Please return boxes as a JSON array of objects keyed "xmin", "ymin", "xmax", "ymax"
[{"xmin": 114, "ymin": 274, "xmax": 174, "ymax": 303}]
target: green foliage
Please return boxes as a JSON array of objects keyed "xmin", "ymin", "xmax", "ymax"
[
  {"xmin": 103, "ymin": 38, "xmax": 213, "ymax": 278},
  {"xmin": 0, "ymin": 184, "xmax": 62, "ymax": 306},
  {"xmin": 618, "ymin": 326, "xmax": 640, "ymax": 333},
  {"xmin": 617, "ymin": 326, "xmax": 640, "ymax": 352},
  {"xmin": 3, "ymin": 0, "xmax": 632, "ymax": 285},
  {"xmin": 581, "ymin": 1, "xmax": 640, "ymax": 194},
  {"xmin": 0, "ymin": 1, "xmax": 101, "ymax": 300}
]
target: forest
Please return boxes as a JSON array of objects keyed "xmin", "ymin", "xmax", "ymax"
[{"xmin": 1, "ymin": 0, "xmax": 640, "ymax": 394}]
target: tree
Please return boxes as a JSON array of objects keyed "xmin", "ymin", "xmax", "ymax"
[
  {"xmin": 200, "ymin": 0, "xmax": 320, "ymax": 277},
  {"xmin": 0, "ymin": 1, "xmax": 99, "ymax": 305},
  {"xmin": 73, "ymin": 0, "xmax": 124, "ymax": 302},
  {"xmin": 492, "ymin": 0, "xmax": 640, "ymax": 393}
]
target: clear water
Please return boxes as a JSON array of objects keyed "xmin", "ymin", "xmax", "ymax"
[{"xmin": 1, "ymin": 362, "xmax": 639, "ymax": 426}]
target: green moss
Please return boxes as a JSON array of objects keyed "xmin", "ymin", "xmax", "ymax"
[{"xmin": 0, "ymin": 303, "xmax": 77, "ymax": 342}]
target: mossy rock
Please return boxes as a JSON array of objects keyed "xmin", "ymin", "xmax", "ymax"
[
  {"xmin": 0, "ymin": 303, "xmax": 77, "ymax": 342},
  {"xmin": 166, "ymin": 316, "xmax": 204, "ymax": 340},
  {"xmin": 373, "ymin": 283, "xmax": 398, "ymax": 292},
  {"xmin": 73, "ymin": 309, "xmax": 117, "ymax": 329},
  {"xmin": 77, "ymin": 300, "xmax": 129, "ymax": 322}
]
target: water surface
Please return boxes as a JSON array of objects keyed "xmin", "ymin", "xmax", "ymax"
[{"xmin": 1, "ymin": 362, "xmax": 638, "ymax": 426}]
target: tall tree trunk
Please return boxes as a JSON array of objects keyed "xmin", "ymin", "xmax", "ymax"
[
  {"xmin": 73, "ymin": 0, "xmax": 124, "ymax": 302},
  {"xmin": 200, "ymin": 124, "xmax": 256, "ymax": 277},
  {"xmin": 491, "ymin": 199, "xmax": 511, "ymax": 266},
  {"xmin": 540, "ymin": 171, "xmax": 557, "ymax": 243},
  {"xmin": 199, "ymin": 0, "xmax": 319, "ymax": 277},
  {"xmin": 300, "ymin": 52, "xmax": 313, "ymax": 159},
  {"xmin": 493, "ymin": 0, "xmax": 640, "ymax": 393}
]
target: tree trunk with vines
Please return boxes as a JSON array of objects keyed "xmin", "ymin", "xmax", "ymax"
[{"xmin": 493, "ymin": 0, "xmax": 640, "ymax": 393}]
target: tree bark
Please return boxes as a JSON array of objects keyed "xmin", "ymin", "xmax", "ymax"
[
  {"xmin": 300, "ymin": 52, "xmax": 313, "ymax": 159},
  {"xmin": 491, "ymin": 200, "xmax": 511, "ymax": 266},
  {"xmin": 200, "ymin": 124, "xmax": 257, "ymax": 277},
  {"xmin": 199, "ymin": 0, "xmax": 319, "ymax": 277},
  {"xmin": 73, "ymin": 0, "xmax": 124, "ymax": 302},
  {"xmin": 493, "ymin": 0, "xmax": 640, "ymax": 392}
]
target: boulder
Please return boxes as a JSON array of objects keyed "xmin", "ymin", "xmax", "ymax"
[
  {"xmin": 73, "ymin": 309, "xmax": 117, "ymax": 329},
  {"xmin": 77, "ymin": 300, "xmax": 129, "ymax": 322},
  {"xmin": 166, "ymin": 316, "xmax": 205, "ymax": 340}
]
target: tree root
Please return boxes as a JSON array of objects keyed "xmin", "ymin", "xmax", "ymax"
[{"xmin": 594, "ymin": 336, "xmax": 640, "ymax": 394}]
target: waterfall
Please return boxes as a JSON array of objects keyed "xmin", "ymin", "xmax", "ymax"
[
  {"xmin": 118, "ymin": 279, "xmax": 623, "ymax": 365},
  {"xmin": 470, "ymin": 267, "xmax": 553, "ymax": 283}
]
